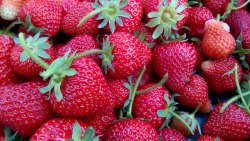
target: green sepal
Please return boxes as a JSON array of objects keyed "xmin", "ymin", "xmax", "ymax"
[
  {"xmin": 72, "ymin": 122, "xmax": 82, "ymax": 141},
  {"xmin": 20, "ymin": 50, "xmax": 30, "ymax": 62},
  {"xmin": 123, "ymin": 76, "xmax": 134, "ymax": 109},
  {"xmin": 82, "ymin": 126, "xmax": 95, "ymax": 141},
  {"xmin": 100, "ymin": 37, "xmax": 115, "ymax": 74},
  {"xmin": 157, "ymin": 110, "xmax": 169, "ymax": 117},
  {"xmin": 24, "ymin": 14, "xmax": 46, "ymax": 34},
  {"xmin": 214, "ymin": 137, "xmax": 221, "ymax": 141},
  {"xmin": 4, "ymin": 126, "xmax": 18, "ymax": 141}
]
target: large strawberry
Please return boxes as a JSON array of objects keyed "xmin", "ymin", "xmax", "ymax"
[
  {"xmin": 0, "ymin": 0, "xmax": 28, "ymax": 20},
  {"xmin": 18, "ymin": 0, "xmax": 63, "ymax": 37},
  {"xmin": 202, "ymin": 103, "xmax": 250, "ymax": 141},
  {"xmin": 144, "ymin": 0, "xmax": 189, "ymax": 39},
  {"xmin": 132, "ymin": 83, "xmax": 171, "ymax": 129},
  {"xmin": 201, "ymin": 55, "xmax": 242, "ymax": 94},
  {"xmin": 201, "ymin": 19, "xmax": 236, "ymax": 59},
  {"xmin": 151, "ymin": 41, "xmax": 197, "ymax": 93},
  {"xmin": 0, "ymin": 81, "xmax": 55, "ymax": 137},
  {"xmin": 196, "ymin": 135, "xmax": 225, "ymax": 141},
  {"xmin": 30, "ymin": 118, "xmax": 89, "ymax": 140},
  {"xmin": 0, "ymin": 35, "xmax": 23, "ymax": 86},
  {"xmin": 104, "ymin": 118, "xmax": 158, "ymax": 140},
  {"xmin": 157, "ymin": 127, "xmax": 187, "ymax": 141}
]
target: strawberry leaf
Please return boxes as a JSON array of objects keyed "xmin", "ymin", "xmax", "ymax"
[{"xmin": 72, "ymin": 122, "xmax": 82, "ymax": 141}]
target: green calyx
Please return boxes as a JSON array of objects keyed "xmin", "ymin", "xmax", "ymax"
[
  {"xmin": 78, "ymin": 0, "xmax": 131, "ymax": 33},
  {"xmin": 146, "ymin": 0, "xmax": 187, "ymax": 39},
  {"xmin": 133, "ymin": 30, "xmax": 155, "ymax": 48}
]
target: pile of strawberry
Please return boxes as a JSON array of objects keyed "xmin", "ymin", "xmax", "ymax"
[{"xmin": 0, "ymin": 0, "xmax": 250, "ymax": 140}]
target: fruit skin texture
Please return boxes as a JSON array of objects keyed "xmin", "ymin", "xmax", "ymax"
[
  {"xmin": 151, "ymin": 41, "xmax": 197, "ymax": 93},
  {"xmin": 201, "ymin": 55, "xmax": 242, "ymax": 94},
  {"xmin": 201, "ymin": 19, "xmax": 236, "ymax": 59},
  {"xmin": 19, "ymin": 0, "xmax": 63, "ymax": 37},
  {"xmin": 157, "ymin": 127, "xmax": 187, "ymax": 141},
  {"xmin": 104, "ymin": 118, "xmax": 158, "ymax": 141},
  {"xmin": 196, "ymin": 135, "xmax": 225, "ymax": 141},
  {"xmin": 132, "ymin": 83, "xmax": 171, "ymax": 129},
  {"xmin": 241, "ymin": 28, "xmax": 250, "ymax": 65},
  {"xmin": 0, "ymin": 0, "xmax": 28, "ymax": 20},
  {"xmin": 184, "ymin": 7, "xmax": 214, "ymax": 38},
  {"xmin": 30, "ymin": 118, "xmax": 88, "ymax": 141},
  {"xmin": 0, "ymin": 125, "xmax": 4, "ymax": 141},
  {"xmin": 61, "ymin": 1, "xmax": 100, "ymax": 37},
  {"xmin": 10, "ymin": 43, "xmax": 56, "ymax": 77},
  {"xmin": 0, "ymin": 35, "xmax": 22, "ymax": 86},
  {"xmin": 225, "ymin": 10, "xmax": 250, "ymax": 38},
  {"xmin": 202, "ymin": 103, "xmax": 250, "ymax": 141},
  {"xmin": 0, "ymin": 81, "xmax": 55, "ymax": 137},
  {"xmin": 50, "ymin": 57, "xmax": 115, "ymax": 117},
  {"xmin": 106, "ymin": 31, "xmax": 152, "ymax": 79},
  {"xmin": 176, "ymin": 74, "xmax": 212, "ymax": 113}
]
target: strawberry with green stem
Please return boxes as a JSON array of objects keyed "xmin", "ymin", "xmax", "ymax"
[{"xmin": 78, "ymin": 0, "xmax": 143, "ymax": 33}]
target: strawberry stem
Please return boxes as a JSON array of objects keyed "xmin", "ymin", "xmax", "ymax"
[
  {"xmin": 66, "ymin": 49, "xmax": 106, "ymax": 63},
  {"xmin": 18, "ymin": 32, "xmax": 49, "ymax": 69},
  {"xmin": 135, "ymin": 74, "xmax": 168, "ymax": 94},
  {"xmin": 190, "ymin": 103, "xmax": 202, "ymax": 117},
  {"xmin": 231, "ymin": 0, "xmax": 250, "ymax": 10},
  {"xmin": 126, "ymin": 66, "xmax": 146, "ymax": 118}
]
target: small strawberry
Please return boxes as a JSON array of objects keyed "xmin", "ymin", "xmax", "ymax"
[
  {"xmin": 0, "ymin": 81, "xmax": 55, "ymax": 137},
  {"xmin": 202, "ymin": 103, "xmax": 250, "ymax": 141},
  {"xmin": 157, "ymin": 127, "xmax": 187, "ymax": 141},
  {"xmin": 151, "ymin": 41, "xmax": 197, "ymax": 93},
  {"xmin": 196, "ymin": 135, "xmax": 225, "ymax": 141},
  {"xmin": 132, "ymin": 83, "xmax": 171, "ymax": 129},
  {"xmin": 0, "ymin": 0, "xmax": 28, "ymax": 20},
  {"xmin": 201, "ymin": 19, "xmax": 236, "ymax": 59},
  {"xmin": 184, "ymin": 7, "xmax": 214, "ymax": 38},
  {"xmin": 18, "ymin": 0, "xmax": 63, "ymax": 37},
  {"xmin": 176, "ymin": 74, "xmax": 212, "ymax": 113},
  {"xmin": 104, "ymin": 118, "xmax": 158, "ymax": 141},
  {"xmin": 201, "ymin": 55, "xmax": 242, "ymax": 94}
]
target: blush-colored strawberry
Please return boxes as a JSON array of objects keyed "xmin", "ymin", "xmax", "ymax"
[
  {"xmin": 201, "ymin": 19, "xmax": 236, "ymax": 59},
  {"xmin": 0, "ymin": 0, "xmax": 28, "ymax": 20},
  {"xmin": 201, "ymin": 55, "xmax": 242, "ymax": 94},
  {"xmin": 0, "ymin": 81, "xmax": 55, "ymax": 137},
  {"xmin": 196, "ymin": 135, "xmax": 225, "ymax": 141},
  {"xmin": 157, "ymin": 127, "xmax": 187, "ymax": 141},
  {"xmin": 104, "ymin": 118, "xmax": 158, "ymax": 141},
  {"xmin": 202, "ymin": 103, "xmax": 250, "ymax": 141}
]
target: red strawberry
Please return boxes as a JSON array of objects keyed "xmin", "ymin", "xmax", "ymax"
[
  {"xmin": 176, "ymin": 74, "xmax": 212, "ymax": 113},
  {"xmin": 151, "ymin": 41, "xmax": 197, "ymax": 93},
  {"xmin": 56, "ymin": 34, "xmax": 101, "ymax": 65},
  {"xmin": 104, "ymin": 31, "xmax": 152, "ymax": 79},
  {"xmin": 104, "ymin": 118, "xmax": 158, "ymax": 140},
  {"xmin": 30, "ymin": 118, "xmax": 89, "ymax": 140},
  {"xmin": 144, "ymin": 0, "xmax": 189, "ymax": 39},
  {"xmin": 225, "ymin": 10, "xmax": 250, "ymax": 38},
  {"xmin": 202, "ymin": 103, "xmax": 250, "ymax": 141},
  {"xmin": 0, "ymin": 81, "xmax": 55, "ymax": 137},
  {"xmin": 157, "ymin": 127, "xmax": 187, "ymax": 141},
  {"xmin": 196, "ymin": 135, "xmax": 225, "ymax": 141},
  {"xmin": 201, "ymin": 55, "xmax": 242, "ymax": 94},
  {"xmin": 106, "ymin": 78, "xmax": 130, "ymax": 109},
  {"xmin": 81, "ymin": 110, "xmax": 117, "ymax": 141},
  {"xmin": 61, "ymin": 1, "xmax": 100, "ymax": 36},
  {"xmin": 55, "ymin": 0, "xmax": 80, "ymax": 16},
  {"xmin": 0, "ymin": 0, "xmax": 28, "ymax": 20},
  {"xmin": 19, "ymin": 0, "xmax": 63, "ymax": 37},
  {"xmin": 184, "ymin": 7, "xmax": 214, "ymax": 38},
  {"xmin": 132, "ymin": 83, "xmax": 171, "ymax": 129},
  {"xmin": 0, "ymin": 35, "xmax": 23, "ymax": 86},
  {"xmin": 50, "ymin": 57, "xmax": 115, "ymax": 117},
  {"xmin": 201, "ymin": 19, "xmax": 236, "ymax": 59}
]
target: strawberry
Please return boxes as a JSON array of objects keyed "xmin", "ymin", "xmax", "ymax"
[
  {"xmin": 0, "ymin": 0, "xmax": 28, "ymax": 20},
  {"xmin": 132, "ymin": 83, "xmax": 171, "ymax": 129},
  {"xmin": 225, "ymin": 10, "xmax": 250, "ymax": 38},
  {"xmin": 0, "ymin": 81, "xmax": 55, "ymax": 137},
  {"xmin": 104, "ymin": 31, "xmax": 152, "ymax": 79},
  {"xmin": 49, "ymin": 57, "xmax": 115, "ymax": 117},
  {"xmin": 176, "ymin": 74, "xmax": 212, "ymax": 113},
  {"xmin": 196, "ymin": 135, "xmax": 225, "ymax": 141},
  {"xmin": 30, "ymin": 118, "xmax": 89, "ymax": 140},
  {"xmin": 0, "ymin": 35, "xmax": 23, "ymax": 86},
  {"xmin": 201, "ymin": 55, "xmax": 242, "ymax": 94},
  {"xmin": 144, "ymin": 0, "xmax": 189, "ymax": 39},
  {"xmin": 184, "ymin": 7, "xmax": 214, "ymax": 38},
  {"xmin": 106, "ymin": 78, "xmax": 130, "ymax": 109},
  {"xmin": 10, "ymin": 34, "xmax": 56, "ymax": 77},
  {"xmin": 151, "ymin": 41, "xmax": 197, "ymax": 93},
  {"xmin": 201, "ymin": 19, "xmax": 236, "ymax": 59},
  {"xmin": 19, "ymin": 0, "xmax": 63, "ymax": 37},
  {"xmin": 81, "ymin": 110, "xmax": 117, "ymax": 141},
  {"xmin": 202, "ymin": 103, "xmax": 250, "ymax": 141},
  {"xmin": 61, "ymin": 1, "xmax": 100, "ymax": 37},
  {"xmin": 104, "ymin": 118, "xmax": 158, "ymax": 140},
  {"xmin": 157, "ymin": 127, "xmax": 187, "ymax": 141},
  {"xmin": 56, "ymin": 34, "xmax": 101, "ymax": 65},
  {"xmin": 55, "ymin": 0, "xmax": 80, "ymax": 16}
]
